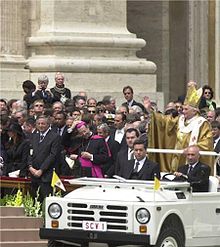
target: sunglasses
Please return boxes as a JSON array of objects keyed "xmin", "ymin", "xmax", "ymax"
[
  {"xmin": 204, "ymin": 92, "xmax": 211, "ymax": 95},
  {"xmin": 88, "ymin": 110, "xmax": 96, "ymax": 113},
  {"xmin": 34, "ymin": 104, "xmax": 44, "ymax": 107}
]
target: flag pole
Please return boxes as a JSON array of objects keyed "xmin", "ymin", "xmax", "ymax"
[
  {"xmin": 52, "ymin": 168, "xmax": 56, "ymax": 196},
  {"xmin": 153, "ymin": 174, "xmax": 156, "ymax": 203}
]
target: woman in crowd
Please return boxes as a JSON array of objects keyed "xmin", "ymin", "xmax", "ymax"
[
  {"xmin": 3, "ymin": 122, "xmax": 30, "ymax": 177},
  {"xmin": 199, "ymin": 85, "xmax": 216, "ymax": 111}
]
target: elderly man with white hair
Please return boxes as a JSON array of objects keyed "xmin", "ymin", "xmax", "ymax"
[
  {"xmin": 51, "ymin": 72, "xmax": 71, "ymax": 104},
  {"xmin": 28, "ymin": 75, "xmax": 54, "ymax": 105},
  {"xmin": 144, "ymin": 84, "xmax": 214, "ymax": 174}
]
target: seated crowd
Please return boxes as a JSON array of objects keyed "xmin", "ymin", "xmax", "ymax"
[{"xmin": 0, "ymin": 73, "xmax": 220, "ymax": 200}]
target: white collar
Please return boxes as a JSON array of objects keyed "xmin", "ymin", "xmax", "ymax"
[
  {"xmin": 135, "ymin": 157, "xmax": 146, "ymax": 166},
  {"xmin": 188, "ymin": 161, "xmax": 198, "ymax": 168},
  {"xmin": 105, "ymin": 136, "xmax": 110, "ymax": 142},
  {"xmin": 128, "ymin": 99, "xmax": 134, "ymax": 107},
  {"xmin": 40, "ymin": 127, "xmax": 50, "ymax": 137}
]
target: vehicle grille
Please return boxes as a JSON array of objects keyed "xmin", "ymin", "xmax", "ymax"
[{"xmin": 66, "ymin": 202, "xmax": 130, "ymax": 232}]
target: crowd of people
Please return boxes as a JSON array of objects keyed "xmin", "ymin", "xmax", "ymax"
[{"xmin": 0, "ymin": 73, "xmax": 220, "ymax": 200}]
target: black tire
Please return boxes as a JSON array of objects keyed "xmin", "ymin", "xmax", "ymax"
[
  {"xmin": 48, "ymin": 240, "xmax": 83, "ymax": 247},
  {"xmin": 48, "ymin": 240, "xmax": 58, "ymax": 247},
  {"xmin": 155, "ymin": 228, "xmax": 185, "ymax": 247}
]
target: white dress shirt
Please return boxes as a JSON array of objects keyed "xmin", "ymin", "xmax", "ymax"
[
  {"xmin": 133, "ymin": 157, "xmax": 146, "ymax": 173},
  {"xmin": 114, "ymin": 128, "xmax": 125, "ymax": 144}
]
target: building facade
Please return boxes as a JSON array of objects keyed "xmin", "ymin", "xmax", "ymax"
[{"xmin": 0, "ymin": 0, "xmax": 219, "ymax": 108}]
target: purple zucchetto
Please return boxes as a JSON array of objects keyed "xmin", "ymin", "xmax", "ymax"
[{"xmin": 75, "ymin": 121, "xmax": 86, "ymax": 129}]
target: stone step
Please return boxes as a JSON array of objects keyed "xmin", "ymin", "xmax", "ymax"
[
  {"xmin": 0, "ymin": 229, "xmax": 42, "ymax": 242},
  {"xmin": 0, "ymin": 207, "xmax": 25, "ymax": 217},
  {"xmin": 0, "ymin": 216, "xmax": 43, "ymax": 229},
  {"xmin": 0, "ymin": 241, "xmax": 48, "ymax": 247}
]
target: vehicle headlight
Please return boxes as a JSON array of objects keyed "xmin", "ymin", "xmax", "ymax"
[
  {"xmin": 136, "ymin": 208, "xmax": 150, "ymax": 224},
  {"xmin": 48, "ymin": 203, "xmax": 62, "ymax": 219}
]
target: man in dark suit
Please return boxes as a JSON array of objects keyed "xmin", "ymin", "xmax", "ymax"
[
  {"xmin": 114, "ymin": 128, "xmax": 140, "ymax": 176},
  {"xmin": 211, "ymin": 121, "xmax": 220, "ymax": 176},
  {"xmin": 110, "ymin": 112, "xmax": 127, "ymax": 150},
  {"xmin": 118, "ymin": 139, "xmax": 160, "ymax": 180},
  {"xmin": 96, "ymin": 123, "xmax": 120, "ymax": 175},
  {"xmin": 52, "ymin": 111, "xmax": 68, "ymax": 137},
  {"xmin": 28, "ymin": 115, "xmax": 61, "ymax": 202},
  {"xmin": 211, "ymin": 121, "xmax": 220, "ymax": 153},
  {"xmin": 52, "ymin": 111, "xmax": 71, "ymax": 175},
  {"xmin": 122, "ymin": 85, "xmax": 145, "ymax": 112},
  {"xmin": 27, "ymin": 75, "xmax": 54, "ymax": 105},
  {"xmin": 174, "ymin": 145, "xmax": 210, "ymax": 192}
]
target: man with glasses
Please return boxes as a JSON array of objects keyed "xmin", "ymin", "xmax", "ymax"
[{"xmin": 33, "ymin": 99, "xmax": 45, "ymax": 118}]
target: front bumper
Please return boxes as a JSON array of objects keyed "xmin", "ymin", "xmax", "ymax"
[{"xmin": 40, "ymin": 228, "xmax": 150, "ymax": 245}]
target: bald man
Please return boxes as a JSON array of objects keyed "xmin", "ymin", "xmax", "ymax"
[{"xmin": 174, "ymin": 145, "xmax": 210, "ymax": 192}]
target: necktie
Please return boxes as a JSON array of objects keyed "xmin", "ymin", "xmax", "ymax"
[
  {"xmin": 39, "ymin": 133, "xmax": 44, "ymax": 142},
  {"xmin": 133, "ymin": 161, "xmax": 140, "ymax": 173},
  {"xmin": 187, "ymin": 165, "xmax": 193, "ymax": 175},
  {"xmin": 58, "ymin": 128, "xmax": 62, "ymax": 136},
  {"xmin": 42, "ymin": 91, "xmax": 47, "ymax": 99}
]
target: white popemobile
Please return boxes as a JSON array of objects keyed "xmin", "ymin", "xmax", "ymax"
[{"xmin": 40, "ymin": 150, "xmax": 220, "ymax": 247}]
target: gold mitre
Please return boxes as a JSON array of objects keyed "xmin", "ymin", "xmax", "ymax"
[{"xmin": 184, "ymin": 85, "xmax": 202, "ymax": 108}]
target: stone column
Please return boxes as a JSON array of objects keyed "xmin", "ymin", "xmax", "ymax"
[
  {"xmin": 0, "ymin": 0, "xmax": 30, "ymax": 99},
  {"xmin": 187, "ymin": 0, "xmax": 209, "ymax": 85},
  {"xmin": 215, "ymin": 0, "xmax": 220, "ymax": 105},
  {"xmin": 27, "ymin": 0, "xmax": 158, "ymax": 104}
]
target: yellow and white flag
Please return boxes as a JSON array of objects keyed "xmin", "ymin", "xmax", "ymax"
[
  {"xmin": 154, "ymin": 176, "xmax": 160, "ymax": 191},
  {"xmin": 51, "ymin": 170, "xmax": 66, "ymax": 191}
]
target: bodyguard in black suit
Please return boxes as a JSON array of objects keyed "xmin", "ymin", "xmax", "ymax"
[
  {"xmin": 118, "ymin": 139, "xmax": 160, "ymax": 180},
  {"xmin": 174, "ymin": 145, "xmax": 210, "ymax": 192},
  {"xmin": 52, "ymin": 111, "xmax": 71, "ymax": 175},
  {"xmin": 211, "ymin": 121, "xmax": 220, "ymax": 175},
  {"xmin": 28, "ymin": 115, "xmax": 61, "ymax": 202},
  {"xmin": 113, "ymin": 128, "xmax": 140, "ymax": 176},
  {"xmin": 211, "ymin": 121, "xmax": 220, "ymax": 153}
]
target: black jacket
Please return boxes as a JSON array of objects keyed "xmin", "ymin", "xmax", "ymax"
[
  {"xmin": 3, "ymin": 139, "xmax": 30, "ymax": 177},
  {"xmin": 175, "ymin": 162, "xmax": 210, "ymax": 192},
  {"xmin": 50, "ymin": 87, "xmax": 71, "ymax": 102},
  {"xmin": 110, "ymin": 128, "xmax": 127, "ymax": 150},
  {"xmin": 28, "ymin": 129, "xmax": 61, "ymax": 182},
  {"xmin": 102, "ymin": 137, "xmax": 120, "ymax": 175},
  {"xmin": 118, "ymin": 158, "xmax": 160, "ymax": 180},
  {"xmin": 122, "ymin": 100, "xmax": 145, "ymax": 112}
]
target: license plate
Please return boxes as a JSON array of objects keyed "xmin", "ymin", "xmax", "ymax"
[{"xmin": 82, "ymin": 221, "xmax": 107, "ymax": 232}]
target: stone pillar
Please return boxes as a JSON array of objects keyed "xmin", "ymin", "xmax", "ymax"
[
  {"xmin": 27, "ymin": 0, "xmax": 158, "ymax": 105},
  {"xmin": 0, "ymin": 0, "xmax": 30, "ymax": 99},
  {"xmin": 215, "ymin": 0, "xmax": 220, "ymax": 105},
  {"xmin": 187, "ymin": 0, "xmax": 209, "ymax": 85}
]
